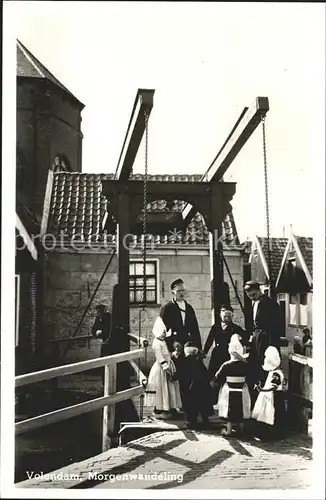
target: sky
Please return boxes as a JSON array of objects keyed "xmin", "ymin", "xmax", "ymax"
[{"xmin": 6, "ymin": 1, "xmax": 326, "ymax": 242}]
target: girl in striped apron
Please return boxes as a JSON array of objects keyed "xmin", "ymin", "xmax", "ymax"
[
  {"xmin": 251, "ymin": 346, "xmax": 286, "ymax": 440},
  {"xmin": 213, "ymin": 334, "xmax": 251, "ymax": 436}
]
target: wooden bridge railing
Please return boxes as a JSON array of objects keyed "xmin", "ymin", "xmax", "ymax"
[{"xmin": 15, "ymin": 333, "xmax": 149, "ymax": 451}]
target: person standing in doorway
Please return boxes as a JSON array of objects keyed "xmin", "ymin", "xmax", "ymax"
[
  {"xmin": 160, "ymin": 278, "xmax": 202, "ymax": 352},
  {"xmin": 244, "ymin": 281, "xmax": 282, "ymax": 389}
]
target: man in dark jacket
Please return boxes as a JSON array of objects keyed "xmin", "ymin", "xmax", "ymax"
[
  {"xmin": 244, "ymin": 281, "xmax": 282, "ymax": 385},
  {"xmin": 203, "ymin": 304, "xmax": 250, "ymax": 377},
  {"xmin": 160, "ymin": 278, "xmax": 202, "ymax": 352},
  {"xmin": 91, "ymin": 304, "xmax": 115, "ymax": 357}
]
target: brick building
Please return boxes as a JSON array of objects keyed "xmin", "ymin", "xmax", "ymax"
[
  {"xmin": 276, "ymin": 234, "xmax": 313, "ymax": 344},
  {"xmin": 42, "ymin": 172, "xmax": 247, "ymax": 366},
  {"xmin": 15, "ymin": 39, "xmax": 84, "ymax": 373},
  {"xmin": 15, "ymin": 40, "xmax": 248, "ymax": 372},
  {"xmin": 248, "ymin": 234, "xmax": 313, "ymax": 346}
]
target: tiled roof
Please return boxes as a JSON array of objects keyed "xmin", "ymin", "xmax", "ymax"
[
  {"xmin": 296, "ymin": 236, "xmax": 313, "ymax": 279},
  {"xmin": 47, "ymin": 173, "xmax": 239, "ymax": 247},
  {"xmin": 17, "ymin": 40, "xmax": 84, "ymax": 107},
  {"xmin": 257, "ymin": 237, "xmax": 288, "ymax": 281}
]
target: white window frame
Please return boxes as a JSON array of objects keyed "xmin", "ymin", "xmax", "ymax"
[
  {"xmin": 129, "ymin": 258, "xmax": 160, "ymax": 305},
  {"xmin": 15, "ymin": 274, "xmax": 20, "ymax": 347},
  {"xmin": 288, "ymin": 292, "xmax": 309, "ymax": 327},
  {"xmin": 299, "ymin": 292, "xmax": 308, "ymax": 327},
  {"xmin": 289, "ymin": 293, "xmax": 299, "ymax": 327}
]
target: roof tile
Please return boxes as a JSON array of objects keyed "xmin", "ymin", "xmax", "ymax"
[
  {"xmin": 296, "ymin": 236, "xmax": 313, "ymax": 279},
  {"xmin": 257, "ymin": 237, "xmax": 288, "ymax": 281},
  {"xmin": 47, "ymin": 173, "xmax": 239, "ymax": 247}
]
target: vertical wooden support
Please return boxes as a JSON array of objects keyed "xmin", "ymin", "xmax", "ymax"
[
  {"xmin": 243, "ymin": 262, "xmax": 253, "ymax": 331},
  {"xmin": 210, "ymin": 186, "xmax": 229, "ymax": 324},
  {"xmin": 117, "ymin": 192, "xmax": 130, "ymax": 343},
  {"xmin": 116, "ymin": 193, "xmax": 131, "ymax": 391},
  {"xmin": 210, "ymin": 226, "xmax": 226, "ymax": 324},
  {"xmin": 287, "ymin": 354, "xmax": 313, "ymax": 434},
  {"xmin": 102, "ymin": 363, "xmax": 117, "ymax": 452}
]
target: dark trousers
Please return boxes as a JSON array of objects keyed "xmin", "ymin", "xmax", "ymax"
[{"xmin": 186, "ymin": 407, "xmax": 210, "ymax": 424}]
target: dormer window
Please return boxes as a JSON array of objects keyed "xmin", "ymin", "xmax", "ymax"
[{"xmin": 52, "ymin": 155, "xmax": 70, "ymax": 173}]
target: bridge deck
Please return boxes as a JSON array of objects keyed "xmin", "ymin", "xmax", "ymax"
[{"xmin": 16, "ymin": 425, "xmax": 312, "ymax": 490}]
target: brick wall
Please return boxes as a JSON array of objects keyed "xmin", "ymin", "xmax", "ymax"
[
  {"xmin": 17, "ymin": 80, "xmax": 83, "ymax": 219},
  {"xmin": 42, "ymin": 248, "xmax": 245, "ymax": 366}
]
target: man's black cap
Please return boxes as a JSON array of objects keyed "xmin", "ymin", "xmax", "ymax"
[
  {"xmin": 171, "ymin": 278, "xmax": 184, "ymax": 290},
  {"xmin": 244, "ymin": 280, "xmax": 260, "ymax": 291},
  {"xmin": 95, "ymin": 304, "xmax": 106, "ymax": 311},
  {"xmin": 220, "ymin": 304, "xmax": 234, "ymax": 312}
]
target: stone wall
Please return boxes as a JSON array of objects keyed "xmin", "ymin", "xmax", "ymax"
[
  {"xmin": 42, "ymin": 247, "xmax": 245, "ymax": 366},
  {"xmin": 17, "ymin": 80, "xmax": 83, "ymax": 219}
]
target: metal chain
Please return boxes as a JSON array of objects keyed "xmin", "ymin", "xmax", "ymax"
[
  {"xmin": 139, "ymin": 111, "xmax": 149, "ymax": 421},
  {"xmin": 142, "ymin": 110, "xmax": 149, "ymax": 308},
  {"xmin": 262, "ymin": 115, "xmax": 272, "ymax": 289}
]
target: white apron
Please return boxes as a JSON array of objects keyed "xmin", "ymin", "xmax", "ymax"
[
  {"xmin": 218, "ymin": 376, "xmax": 251, "ymax": 420},
  {"xmin": 145, "ymin": 338, "xmax": 182, "ymax": 411},
  {"xmin": 252, "ymin": 369, "xmax": 284, "ymax": 425}
]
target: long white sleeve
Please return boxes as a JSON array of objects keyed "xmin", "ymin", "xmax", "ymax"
[{"xmin": 152, "ymin": 339, "xmax": 169, "ymax": 370}]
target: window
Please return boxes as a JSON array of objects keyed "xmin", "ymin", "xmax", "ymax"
[
  {"xmin": 52, "ymin": 155, "xmax": 70, "ymax": 173},
  {"xmin": 15, "ymin": 275, "xmax": 20, "ymax": 347},
  {"xmin": 129, "ymin": 261, "xmax": 158, "ymax": 304},
  {"xmin": 289, "ymin": 295, "xmax": 298, "ymax": 326},
  {"xmin": 299, "ymin": 293, "xmax": 308, "ymax": 326},
  {"xmin": 289, "ymin": 293, "xmax": 309, "ymax": 327},
  {"xmin": 290, "ymin": 294, "xmax": 297, "ymax": 304}
]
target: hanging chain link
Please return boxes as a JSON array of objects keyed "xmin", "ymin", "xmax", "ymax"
[
  {"xmin": 262, "ymin": 115, "xmax": 272, "ymax": 289},
  {"xmin": 142, "ymin": 110, "xmax": 149, "ymax": 308},
  {"xmin": 138, "ymin": 111, "xmax": 149, "ymax": 421}
]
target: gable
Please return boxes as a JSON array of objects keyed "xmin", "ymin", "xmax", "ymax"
[
  {"xmin": 276, "ymin": 238, "xmax": 313, "ymax": 293},
  {"xmin": 17, "ymin": 40, "xmax": 84, "ymax": 108},
  {"xmin": 250, "ymin": 242, "xmax": 268, "ymax": 284},
  {"xmin": 257, "ymin": 237, "xmax": 288, "ymax": 281}
]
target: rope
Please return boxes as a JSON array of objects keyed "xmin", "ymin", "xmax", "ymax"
[{"xmin": 62, "ymin": 247, "xmax": 116, "ymax": 356}]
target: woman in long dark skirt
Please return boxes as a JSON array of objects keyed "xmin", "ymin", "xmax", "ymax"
[{"xmin": 180, "ymin": 342, "xmax": 214, "ymax": 429}]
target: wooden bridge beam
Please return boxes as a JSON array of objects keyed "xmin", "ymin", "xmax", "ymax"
[
  {"xmin": 114, "ymin": 89, "xmax": 154, "ymax": 181},
  {"xmin": 182, "ymin": 96, "xmax": 270, "ymax": 227}
]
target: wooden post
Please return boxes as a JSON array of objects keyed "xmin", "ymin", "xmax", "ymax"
[
  {"xmin": 116, "ymin": 193, "xmax": 131, "ymax": 391},
  {"xmin": 102, "ymin": 363, "xmax": 117, "ymax": 451},
  {"xmin": 243, "ymin": 262, "xmax": 253, "ymax": 331},
  {"xmin": 210, "ymin": 186, "xmax": 229, "ymax": 324},
  {"xmin": 117, "ymin": 192, "xmax": 130, "ymax": 342},
  {"xmin": 210, "ymin": 226, "xmax": 226, "ymax": 325}
]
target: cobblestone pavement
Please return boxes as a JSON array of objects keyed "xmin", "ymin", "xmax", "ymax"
[{"xmin": 16, "ymin": 429, "xmax": 312, "ymax": 491}]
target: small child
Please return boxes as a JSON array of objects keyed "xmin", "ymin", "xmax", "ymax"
[
  {"xmin": 171, "ymin": 341, "xmax": 186, "ymax": 413},
  {"xmin": 181, "ymin": 341, "xmax": 214, "ymax": 429},
  {"xmin": 145, "ymin": 317, "xmax": 182, "ymax": 419},
  {"xmin": 302, "ymin": 328, "xmax": 313, "ymax": 356},
  {"xmin": 213, "ymin": 334, "xmax": 251, "ymax": 436},
  {"xmin": 251, "ymin": 346, "xmax": 286, "ymax": 440}
]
